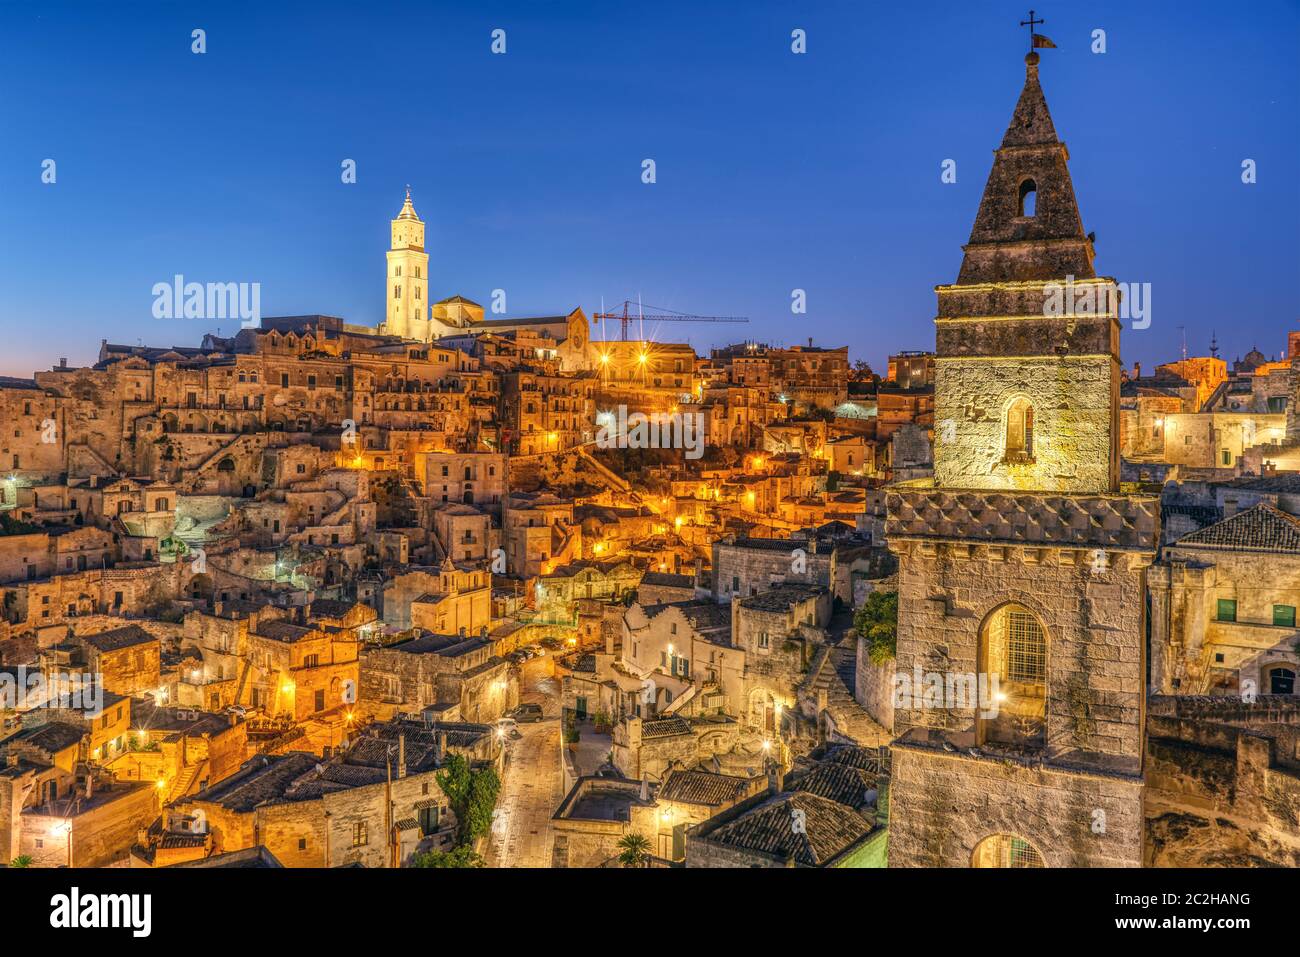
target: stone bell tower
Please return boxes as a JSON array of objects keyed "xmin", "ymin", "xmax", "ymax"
[
  {"xmin": 883, "ymin": 51, "xmax": 1158, "ymax": 867},
  {"xmin": 383, "ymin": 188, "xmax": 431, "ymax": 341}
]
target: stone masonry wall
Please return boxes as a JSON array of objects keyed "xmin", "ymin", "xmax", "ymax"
[
  {"xmin": 933, "ymin": 356, "xmax": 1116, "ymax": 495},
  {"xmin": 888, "ymin": 744, "xmax": 1143, "ymax": 867},
  {"xmin": 892, "ymin": 540, "xmax": 1147, "ymax": 766}
]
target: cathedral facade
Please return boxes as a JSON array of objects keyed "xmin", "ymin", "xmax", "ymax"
[
  {"xmin": 376, "ymin": 191, "xmax": 592, "ymax": 371},
  {"xmin": 884, "ymin": 52, "xmax": 1159, "ymax": 867}
]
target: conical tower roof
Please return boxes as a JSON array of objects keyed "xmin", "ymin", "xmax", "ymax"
[
  {"xmin": 1000, "ymin": 52, "xmax": 1060, "ymax": 147},
  {"xmin": 956, "ymin": 52, "xmax": 1095, "ymax": 284},
  {"xmin": 395, "ymin": 187, "xmax": 421, "ymax": 222}
]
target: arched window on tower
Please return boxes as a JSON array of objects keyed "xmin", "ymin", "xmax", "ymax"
[
  {"xmin": 978, "ymin": 603, "xmax": 1047, "ymax": 749},
  {"xmin": 1018, "ymin": 178, "xmax": 1037, "ymax": 217},
  {"xmin": 1004, "ymin": 397, "xmax": 1034, "ymax": 462}
]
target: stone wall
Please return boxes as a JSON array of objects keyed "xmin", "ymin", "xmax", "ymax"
[
  {"xmin": 891, "ymin": 539, "xmax": 1148, "ymax": 766},
  {"xmin": 1144, "ymin": 698, "xmax": 1300, "ymax": 866},
  {"xmin": 887, "ymin": 742, "xmax": 1143, "ymax": 866},
  {"xmin": 933, "ymin": 356, "xmax": 1117, "ymax": 494},
  {"xmin": 854, "ymin": 638, "xmax": 895, "ymax": 731}
]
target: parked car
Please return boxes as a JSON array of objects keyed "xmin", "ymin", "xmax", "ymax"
[
  {"xmin": 495, "ymin": 717, "xmax": 520, "ymax": 737},
  {"xmin": 506, "ymin": 650, "xmax": 527, "ymax": 664},
  {"xmin": 540, "ymin": 637, "xmax": 563, "ymax": 650},
  {"xmin": 507, "ymin": 703, "xmax": 544, "ymax": 723},
  {"xmin": 524, "ymin": 644, "xmax": 544, "ymax": 658}
]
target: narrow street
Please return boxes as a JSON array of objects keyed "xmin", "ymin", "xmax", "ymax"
[{"xmin": 483, "ymin": 658, "xmax": 564, "ymax": 868}]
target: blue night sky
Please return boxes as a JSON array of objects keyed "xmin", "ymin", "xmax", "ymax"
[{"xmin": 1, "ymin": 0, "xmax": 1296, "ymax": 377}]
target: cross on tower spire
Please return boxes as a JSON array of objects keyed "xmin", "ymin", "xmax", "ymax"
[{"xmin": 1019, "ymin": 9, "xmax": 1044, "ymax": 52}]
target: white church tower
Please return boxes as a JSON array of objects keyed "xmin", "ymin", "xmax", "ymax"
[{"xmin": 383, "ymin": 188, "xmax": 430, "ymax": 340}]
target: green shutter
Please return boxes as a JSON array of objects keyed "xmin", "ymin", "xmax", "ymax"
[
  {"xmin": 1273, "ymin": 605, "xmax": 1296, "ymax": 628},
  {"xmin": 1216, "ymin": 599, "xmax": 1237, "ymax": 622}
]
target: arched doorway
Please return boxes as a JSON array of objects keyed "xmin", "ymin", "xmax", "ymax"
[{"xmin": 972, "ymin": 833, "xmax": 1044, "ymax": 868}]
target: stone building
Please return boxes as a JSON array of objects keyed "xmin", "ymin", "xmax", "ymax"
[
  {"xmin": 382, "ymin": 560, "xmax": 491, "ymax": 633},
  {"xmin": 550, "ymin": 776, "xmax": 660, "ymax": 867},
  {"xmin": 171, "ymin": 716, "xmax": 488, "ymax": 867},
  {"xmin": 500, "ymin": 369, "xmax": 596, "ymax": 455},
  {"xmin": 358, "ymin": 632, "xmax": 515, "ymax": 723},
  {"xmin": 72, "ymin": 624, "xmax": 161, "ymax": 698},
  {"xmin": 415, "ymin": 451, "xmax": 506, "ymax": 508},
  {"xmin": 884, "ymin": 50, "xmax": 1158, "ymax": 868},
  {"xmin": 711, "ymin": 534, "xmax": 834, "ymax": 603},
  {"xmin": 732, "ymin": 585, "xmax": 832, "ymax": 732},
  {"xmin": 1148, "ymin": 503, "xmax": 1300, "ymax": 696}
]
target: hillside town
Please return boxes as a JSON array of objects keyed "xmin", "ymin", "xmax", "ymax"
[{"xmin": 2, "ymin": 50, "xmax": 1297, "ymax": 873}]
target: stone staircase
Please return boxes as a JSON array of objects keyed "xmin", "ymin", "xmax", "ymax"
[
  {"xmin": 800, "ymin": 641, "xmax": 890, "ymax": 747},
  {"xmin": 167, "ymin": 759, "xmax": 207, "ymax": 804}
]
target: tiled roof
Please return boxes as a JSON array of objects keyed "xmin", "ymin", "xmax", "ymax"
[
  {"xmin": 1225, "ymin": 473, "xmax": 1300, "ymax": 494},
  {"xmin": 886, "ymin": 486, "xmax": 1158, "ymax": 551},
  {"xmin": 822, "ymin": 744, "xmax": 882, "ymax": 774},
  {"xmin": 11, "ymin": 721, "xmax": 86, "ymax": 754},
  {"xmin": 309, "ymin": 599, "xmax": 369, "ymax": 621},
  {"xmin": 81, "ymin": 624, "xmax": 156, "ymax": 653},
  {"xmin": 640, "ymin": 572, "xmax": 693, "ymax": 589},
  {"xmin": 657, "ymin": 769, "xmax": 751, "ymax": 807},
  {"xmin": 1176, "ymin": 503, "xmax": 1300, "ymax": 554},
  {"xmin": 705, "ymin": 792, "xmax": 871, "ymax": 866},
  {"xmin": 739, "ymin": 584, "xmax": 824, "ymax": 612},
  {"xmin": 641, "ymin": 716, "xmax": 692, "ymax": 740},
  {"xmin": 253, "ymin": 621, "xmax": 314, "ymax": 643},
  {"xmin": 789, "ymin": 762, "xmax": 875, "ymax": 809}
]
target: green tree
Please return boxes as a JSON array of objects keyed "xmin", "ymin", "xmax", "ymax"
[
  {"xmin": 411, "ymin": 846, "xmax": 485, "ymax": 868},
  {"xmin": 462, "ymin": 765, "xmax": 501, "ymax": 843},
  {"xmin": 435, "ymin": 754, "xmax": 502, "ymax": 845},
  {"xmin": 855, "ymin": 590, "xmax": 898, "ymax": 665},
  {"xmin": 9, "ymin": 855, "xmax": 33, "ymax": 868},
  {"xmin": 617, "ymin": 833, "xmax": 650, "ymax": 868}
]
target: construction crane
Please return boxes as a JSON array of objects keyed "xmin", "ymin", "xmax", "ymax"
[{"xmin": 593, "ymin": 298, "xmax": 748, "ymax": 342}]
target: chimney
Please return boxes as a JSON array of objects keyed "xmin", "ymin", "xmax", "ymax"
[
  {"xmin": 397, "ymin": 734, "xmax": 406, "ymax": 778},
  {"xmin": 437, "ymin": 730, "xmax": 448, "ymax": 762},
  {"xmin": 1134, "ymin": 361, "xmax": 1142, "ymax": 379},
  {"xmin": 639, "ymin": 776, "xmax": 649, "ymax": 802},
  {"xmin": 85, "ymin": 774, "xmax": 93, "ymax": 799},
  {"xmin": 693, "ymin": 557, "xmax": 703, "ymax": 587},
  {"xmin": 767, "ymin": 763, "xmax": 783, "ymax": 795}
]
